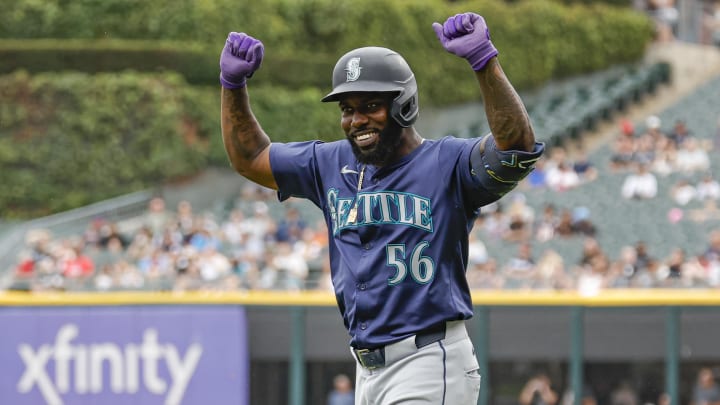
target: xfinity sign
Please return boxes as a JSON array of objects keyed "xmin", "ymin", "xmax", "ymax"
[
  {"xmin": 0, "ymin": 306, "xmax": 249, "ymax": 405},
  {"xmin": 17, "ymin": 324, "xmax": 202, "ymax": 405}
]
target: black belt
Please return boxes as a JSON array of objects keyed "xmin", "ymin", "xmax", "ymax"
[{"xmin": 353, "ymin": 324, "xmax": 447, "ymax": 370}]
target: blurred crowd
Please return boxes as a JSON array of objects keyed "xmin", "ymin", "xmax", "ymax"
[
  {"xmin": 516, "ymin": 365, "xmax": 720, "ymax": 405},
  {"xmin": 10, "ymin": 185, "xmax": 332, "ymax": 293},
  {"xmin": 639, "ymin": 0, "xmax": 720, "ymax": 46},
  {"xmin": 474, "ymin": 113, "xmax": 720, "ymax": 291},
  {"xmin": 7, "ymin": 112, "xmax": 720, "ymax": 293}
]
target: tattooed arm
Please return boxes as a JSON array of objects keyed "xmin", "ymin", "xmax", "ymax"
[
  {"xmin": 221, "ymin": 87, "xmax": 278, "ymax": 190},
  {"xmin": 432, "ymin": 12, "xmax": 536, "ymax": 153},
  {"xmin": 475, "ymin": 58, "xmax": 535, "ymax": 152}
]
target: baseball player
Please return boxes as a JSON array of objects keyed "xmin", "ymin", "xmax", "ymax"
[{"xmin": 219, "ymin": 11, "xmax": 544, "ymax": 405}]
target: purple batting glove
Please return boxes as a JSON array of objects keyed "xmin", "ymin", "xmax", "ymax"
[
  {"xmin": 432, "ymin": 12, "xmax": 498, "ymax": 71},
  {"xmin": 219, "ymin": 32, "xmax": 264, "ymax": 89}
]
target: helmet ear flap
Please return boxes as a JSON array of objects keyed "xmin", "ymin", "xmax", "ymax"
[{"xmin": 391, "ymin": 93, "xmax": 419, "ymax": 128}]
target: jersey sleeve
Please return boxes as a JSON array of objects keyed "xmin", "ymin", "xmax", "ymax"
[
  {"xmin": 268, "ymin": 141, "xmax": 325, "ymax": 207},
  {"xmin": 466, "ymin": 134, "xmax": 545, "ymax": 206}
]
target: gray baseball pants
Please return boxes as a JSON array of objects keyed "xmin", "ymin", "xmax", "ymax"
[{"xmin": 353, "ymin": 321, "xmax": 481, "ymax": 405}]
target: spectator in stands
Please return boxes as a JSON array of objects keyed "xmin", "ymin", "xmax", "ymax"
[
  {"xmin": 572, "ymin": 151, "xmax": 599, "ymax": 183},
  {"xmin": 257, "ymin": 250, "xmax": 280, "ymax": 290},
  {"xmin": 631, "ymin": 257, "xmax": 662, "ymax": 288},
  {"xmin": 697, "ymin": 174, "xmax": 720, "ymax": 201},
  {"xmin": 657, "ymin": 247, "xmax": 690, "ymax": 287},
  {"xmin": 502, "ymin": 242, "xmax": 537, "ymax": 289},
  {"xmin": 198, "ymin": 246, "xmax": 233, "ymax": 283},
  {"xmin": 157, "ymin": 226, "xmax": 183, "ymax": 254},
  {"xmin": 703, "ymin": 230, "xmax": 720, "ymax": 263},
  {"xmin": 96, "ymin": 221, "xmax": 129, "ymax": 250},
  {"xmin": 621, "ymin": 163, "xmax": 658, "ymax": 200},
  {"xmin": 275, "ymin": 206, "xmax": 307, "ymax": 243},
  {"xmin": 670, "ymin": 177, "xmax": 697, "ymax": 206},
  {"xmin": 12, "ymin": 229, "xmax": 51, "ymax": 282},
  {"xmin": 480, "ymin": 204, "xmax": 510, "ymax": 241},
  {"xmin": 554, "ymin": 209, "xmax": 576, "ymax": 238},
  {"xmin": 125, "ymin": 227, "xmax": 154, "ymax": 261},
  {"xmin": 646, "ymin": 0, "xmax": 679, "ymax": 42},
  {"xmin": 519, "ymin": 372, "xmax": 558, "ymax": 405},
  {"xmin": 610, "ymin": 133, "xmax": 637, "ymax": 172},
  {"xmin": 650, "ymin": 135, "xmax": 676, "ymax": 177},
  {"xmin": 571, "ymin": 206, "xmax": 597, "ymax": 237},
  {"xmin": 174, "ymin": 200, "xmax": 196, "ymax": 243},
  {"xmin": 61, "ymin": 244, "xmax": 95, "ymax": 285},
  {"xmin": 675, "ymin": 138, "xmax": 711, "ymax": 174},
  {"xmin": 634, "ymin": 241, "xmax": 655, "ymax": 272},
  {"xmin": 535, "ymin": 203, "xmax": 559, "ymax": 243},
  {"xmin": 505, "ymin": 193, "xmax": 535, "ymax": 242},
  {"xmin": 327, "ymin": 373, "xmax": 355, "ymax": 405},
  {"xmin": 525, "ymin": 157, "xmax": 549, "ymax": 189},
  {"xmin": 93, "ymin": 265, "xmax": 115, "ymax": 291},
  {"xmin": 188, "ymin": 227, "xmax": 221, "ymax": 253},
  {"xmin": 144, "ymin": 197, "xmax": 170, "ymax": 236},
  {"xmin": 222, "ymin": 209, "xmax": 251, "ymax": 251},
  {"xmin": 578, "ymin": 237, "xmax": 606, "ymax": 269},
  {"xmin": 546, "ymin": 162, "xmax": 581, "ymax": 192},
  {"xmin": 468, "ymin": 231, "xmax": 490, "ymax": 270},
  {"xmin": 691, "ymin": 367, "xmax": 720, "ymax": 405},
  {"xmin": 115, "ymin": 260, "xmax": 145, "ymax": 289},
  {"xmin": 535, "ymin": 249, "xmax": 571, "ymax": 290},
  {"xmin": 14, "ymin": 251, "xmax": 35, "ymax": 283},
  {"xmin": 685, "ymin": 253, "xmax": 720, "ymax": 287},
  {"xmin": 295, "ymin": 225, "xmax": 329, "ymax": 280},
  {"xmin": 644, "ymin": 115, "xmax": 665, "ymax": 140},
  {"xmin": 230, "ymin": 251, "xmax": 260, "ymax": 290},
  {"xmin": 700, "ymin": 1, "xmax": 720, "ymax": 46},
  {"xmin": 272, "ymin": 241, "xmax": 309, "ymax": 291},
  {"xmin": 656, "ymin": 392, "xmax": 671, "ymax": 405},
  {"xmin": 610, "ymin": 381, "xmax": 639, "ymax": 405},
  {"xmin": 244, "ymin": 201, "xmax": 277, "ymax": 260},
  {"xmin": 668, "ymin": 119, "xmax": 692, "ymax": 148},
  {"xmin": 561, "ymin": 383, "xmax": 598, "ymax": 405},
  {"xmin": 31, "ymin": 252, "xmax": 64, "ymax": 291},
  {"xmin": 467, "ymin": 258, "xmax": 505, "ymax": 290},
  {"xmin": 609, "ymin": 245, "xmax": 640, "ymax": 287},
  {"xmin": 620, "ymin": 118, "xmax": 635, "ymax": 137},
  {"xmin": 633, "ymin": 131, "xmax": 656, "ymax": 168},
  {"xmin": 83, "ymin": 218, "xmax": 106, "ymax": 250},
  {"xmin": 576, "ymin": 251, "xmax": 612, "ymax": 295}
]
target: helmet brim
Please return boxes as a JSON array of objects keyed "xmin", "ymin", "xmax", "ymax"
[{"xmin": 321, "ymin": 81, "xmax": 403, "ymax": 102}]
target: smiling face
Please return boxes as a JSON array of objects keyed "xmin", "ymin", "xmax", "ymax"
[{"xmin": 339, "ymin": 92, "xmax": 404, "ymax": 166}]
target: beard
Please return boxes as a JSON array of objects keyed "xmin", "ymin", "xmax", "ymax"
[{"xmin": 348, "ymin": 118, "xmax": 404, "ymax": 166}]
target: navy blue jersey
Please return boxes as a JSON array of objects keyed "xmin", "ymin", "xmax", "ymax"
[{"xmin": 270, "ymin": 135, "xmax": 543, "ymax": 348}]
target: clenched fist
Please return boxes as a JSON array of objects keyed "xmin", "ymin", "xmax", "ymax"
[
  {"xmin": 219, "ymin": 32, "xmax": 264, "ymax": 89},
  {"xmin": 432, "ymin": 12, "xmax": 498, "ymax": 71}
]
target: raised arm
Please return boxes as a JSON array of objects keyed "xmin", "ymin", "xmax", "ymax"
[
  {"xmin": 475, "ymin": 59, "xmax": 534, "ymax": 152},
  {"xmin": 433, "ymin": 12, "xmax": 536, "ymax": 152},
  {"xmin": 219, "ymin": 33, "xmax": 277, "ymax": 189}
]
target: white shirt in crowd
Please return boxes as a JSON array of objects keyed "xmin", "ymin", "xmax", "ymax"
[
  {"xmin": 697, "ymin": 176, "xmax": 720, "ymax": 201},
  {"xmin": 674, "ymin": 139, "xmax": 710, "ymax": 174},
  {"xmin": 621, "ymin": 165, "xmax": 658, "ymax": 199},
  {"xmin": 546, "ymin": 162, "xmax": 581, "ymax": 191}
]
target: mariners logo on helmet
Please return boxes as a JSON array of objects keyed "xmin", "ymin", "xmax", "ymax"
[
  {"xmin": 345, "ymin": 57, "xmax": 362, "ymax": 82},
  {"xmin": 322, "ymin": 46, "xmax": 419, "ymax": 127}
]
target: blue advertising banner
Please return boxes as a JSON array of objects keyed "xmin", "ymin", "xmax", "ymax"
[{"xmin": 0, "ymin": 305, "xmax": 249, "ymax": 405}]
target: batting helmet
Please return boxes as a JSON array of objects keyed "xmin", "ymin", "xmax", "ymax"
[{"xmin": 321, "ymin": 46, "xmax": 419, "ymax": 127}]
